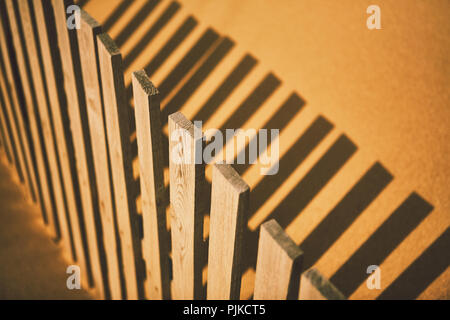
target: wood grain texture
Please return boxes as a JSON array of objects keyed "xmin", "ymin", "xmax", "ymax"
[
  {"xmin": 77, "ymin": 9, "xmax": 122, "ymax": 299},
  {"xmin": 132, "ymin": 70, "xmax": 170, "ymax": 300},
  {"xmin": 168, "ymin": 111, "xmax": 205, "ymax": 300},
  {"xmin": 51, "ymin": 0, "xmax": 108, "ymax": 299},
  {"xmin": 254, "ymin": 219, "xmax": 303, "ymax": 300},
  {"xmin": 97, "ymin": 32, "xmax": 143, "ymax": 300},
  {"xmin": 207, "ymin": 164, "xmax": 249, "ymax": 299},
  {"xmin": 299, "ymin": 268, "xmax": 346, "ymax": 300},
  {"xmin": 33, "ymin": 0, "xmax": 93, "ymax": 288},
  {"xmin": 0, "ymin": 0, "xmax": 38, "ymax": 203},
  {"xmin": 4, "ymin": 0, "xmax": 58, "ymax": 238}
]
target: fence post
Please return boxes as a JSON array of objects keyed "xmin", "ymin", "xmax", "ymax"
[
  {"xmin": 76, "ymin": 9, "xmax": 122, "ymax": 299},
  {"xmin": 298, "ymin": 268, "xmax": 346, "ymax": 300},
  {"xmin": 132, "ymin": 70, "xmax": 171, "ymax": 300},
  {"xmin": 207, "ymin": 164, "xmax": 249, "ymax": 299},
  {"xmin": 168, "ymin": 111, "xmax": 206, "ymax": 299},
  {"xmin": 51, "ymin": 0, "xmax": 109, "ymax": 299},
  {"xmin": 254, "ymin": 219, "xmax": 303, "ymax": 299},
  {"xmin": 4, "ymin": 0, "xmax": 59, "ymax": 238},
  {"xmin": 97, "ymin": 32, "xmax": 144, "ymax": 300}
]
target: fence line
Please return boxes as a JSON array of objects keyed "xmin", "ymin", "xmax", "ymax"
[
  {"xmin": 0, "ymin": 4, "xmax": 39, "ymax": 204},
  {"xmin": 0, "ymin": 0, "xmax": 346, "ymax": 300},
  {"xmin": 4, "ymin": 0, "xmax": 59, "ymax": 238}
]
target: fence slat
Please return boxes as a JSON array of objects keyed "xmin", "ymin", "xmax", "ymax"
[
  {"xmin": 132, "ymin": 70, "xmax": 170, "ymax": 300},
  {"xmin": 51, "ymin": 0, "xmax": 109, "ymax": 299},
  {"xmin": 33, "ymin": 0, "xmax": 93, "ymax": 288},
  {"xmin": 254, "ymin": 219, "xmax": 303, "ymax": 299},
  {"xmin": 168, "ymin": 111, "xmax": 206, "ymax": 299},
  {"xmin": 97, "ymin": 32, "xmax": 143, "ymax": 300},
  {"xmin": 76, "ymin": 9, "xmax": 122, "ymax": 299},
  {"xmin": 298, "ymin": 268, "xmax": 346, "ymax": 300},
  {"xmin": 207, "ymin": 164, "xmax": 249, "ymax": 299},
  {"xmin": 4, "ymin": 0, "xmax": 58, "ymax": 237},
  {"xmin": 0, "ymin": 3, "xmax": 38, "ymax": 203}
]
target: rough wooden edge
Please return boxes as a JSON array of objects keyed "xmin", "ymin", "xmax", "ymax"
[{"xmin": 299, "ymin": 268, "xmax": 346, "ymax": 300}]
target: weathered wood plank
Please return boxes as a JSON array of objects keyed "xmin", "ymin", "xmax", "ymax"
[
  {"xmin": 0, "ymin": 3, "xmax": 38, "ymax": 203},
  {"xmin": 76, "ymin": 9, "xmax": 122, "ymax": 299},
  {"xmin": 4, "ymin": 0, "xmax": 58, "ymax": 237},
  {"xmin": 254, "ymin": 219, "xmax": 303, "ymax": 300},
  {"xmin": 298, "ymin": 268, "xmax": 346, "ymax": 300},
  {"xmin": 32, "ymin": 0, "xmax": 93, "ymax": 288},
  {"xmin": 168, "ymin": 111, "xmax": 205, "ymax": 299},
  {"xmin": 97, "ymin": 32, "xmax": 144, "ymax": 300},
  {"xmin": 207, "ymin": 164, "xmax": 249, "ymax": 299},
  {"xmin": 132, "ymin": 70, "xmax": 170, "ymax": 300},
  {"xmin": 51, "ymin": 0, "xmax": 109, "ymax": 298}
]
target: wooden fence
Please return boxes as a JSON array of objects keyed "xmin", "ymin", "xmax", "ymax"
[{"xmin": 0, "ymin": 0, "xmax": 345, "ymax": 300}]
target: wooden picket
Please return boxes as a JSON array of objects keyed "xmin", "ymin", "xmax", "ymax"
[
  {"xmin": 132, "ymin": 70, "xmax": 171, "ymax": 300},
  {"xmin": 168, "ymin": 111, "xmax": 206, "ymax": 300},
  {"xmin": 0, "ymin": 0, "xmax": 347, "ymax": 301},
  {"xmin": 97, "ymin": 32, "xmax": 144, "ymax": 300},
  {"xmin": 207, "ymin": 164, "xmax": 249, "ymax": 299},
  {"xmin": 254, "ymin": 219, "xmax": 303, "ymax": 299}
]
